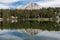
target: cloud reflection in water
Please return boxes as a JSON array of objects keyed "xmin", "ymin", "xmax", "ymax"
[{"xmin": 0, "ymin": 30, "xmax": 60, "ymax": 40}]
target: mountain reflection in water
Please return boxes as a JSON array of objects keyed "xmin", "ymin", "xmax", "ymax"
[{"xmin": 0, "ymin": 30, "xmax": 60, "ymax": 40}]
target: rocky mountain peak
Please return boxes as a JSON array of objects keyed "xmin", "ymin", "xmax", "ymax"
[{"xmin": 17, "ymin": 2, "xmax": 42, "ymax": 10}]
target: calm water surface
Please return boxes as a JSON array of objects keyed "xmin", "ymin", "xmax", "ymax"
[
  {"xmin": 0, "ymin": 30, "xmax": 60, "ymax": 40},
  {"xmin": 0, "ymin": 20, "xmax": 59, "ymax": 30},
  {"xmin": 0, "ymin": 20, "xmax": 59, "ymax": 40}
]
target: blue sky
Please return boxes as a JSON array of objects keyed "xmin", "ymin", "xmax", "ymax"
[{"xmin": 0, "ymin": 0, "xmax": 60, "ymax": 9}]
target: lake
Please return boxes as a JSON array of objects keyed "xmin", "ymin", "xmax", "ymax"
[
  {"xmin": 0, "ymin": 20, "xmax": 60, "ymax": 40},
  {"xmin": 0, "ymin": 19, "xmax": 59, "ymax": 30},
  {"xmin": 0, "ymin": 30, "xmax": 60, "ymax": 40}
]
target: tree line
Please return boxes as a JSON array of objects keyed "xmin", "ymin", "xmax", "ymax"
[{"xmin": 0, "ymin": 7, "xmax": 60, "ymax": 19}]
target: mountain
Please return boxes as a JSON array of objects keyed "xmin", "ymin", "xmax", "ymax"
[{"xmin": 17, "ymin": 2, "xmax": 42, "ymax": 10}]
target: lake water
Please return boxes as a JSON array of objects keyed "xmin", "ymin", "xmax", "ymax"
[
  {"xmin": 0, "ymin": 30, "xmax": 60, "ymax": 40},
  {"xmin": 0, "ymin": 20, "xmax": 60, "ymax": 30},
  {"xmin": 0, "ymin": 20, "xmax": 60, "ymax": 40}
]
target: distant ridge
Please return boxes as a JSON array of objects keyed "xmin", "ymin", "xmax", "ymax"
[{"xmin": 17, "ymin": 2, "xmax": 43, "ymax": 10}]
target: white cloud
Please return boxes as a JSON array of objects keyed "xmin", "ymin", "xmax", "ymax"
[
  {"xmin": 0, "ymin": 0, "xmax": 20, "ymax": 3},
  {"xmin": 0, "ymin": 0, "xmax": 20, "ymax": 9},
  {"xmin": 16, "ymin": 5, "xmax": 23, "ymax": 9},
  {"xmin": 0, "ymin": 0, "xmax": 60, "ymax": 9},
  {"xmin": 0, "ymin": 4, "xmax": 10, "ymax": 9},
  {"xmin": 36, "ymin": 0, "xmax": 60, "ymax": 7},
  {"xmin": 0, "ymin": 35, "xmax": 23, "ymax": 40},
  {"xmin": 37, "ymin": 31, "xmax": 60, "ymax": 39}
]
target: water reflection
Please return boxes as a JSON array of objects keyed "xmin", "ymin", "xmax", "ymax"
[
  {"xmin": 11, "ymin": 20, "xmax": 18, "ymax": 23},
  {"xmin": 0, "ymin": 30, "xmax": 60, "ymax": 40},
  {"xmin": 0, "ymin": 30, "xmax": 30, "ymax": 40},
  {"xmin": 0, "ymin": 20, "xmax": 59, "ymax": 30}
]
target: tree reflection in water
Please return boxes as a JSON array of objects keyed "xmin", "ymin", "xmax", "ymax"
[{"xmin": 0, "ymin": 20, "xmax": 59, "ymax": 30}]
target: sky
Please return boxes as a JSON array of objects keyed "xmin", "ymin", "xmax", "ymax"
[{"xmin": 0, "ymin": 0, "xmax": 60, "ymax": 9}]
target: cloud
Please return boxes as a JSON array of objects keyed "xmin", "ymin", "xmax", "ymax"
[
  {"xmin": 0, "ymin": 0, "xmax": 21, "ymax": 9},
  {"xmin": 16, "ymin": 5, "xmax": 23, "ymax": 9},
  {"xmin": 0, "ymin": 35, "xmax": 23, "ymax": 40},
  {"xmin": 37, "ymin": 31, "xmax": 60, "ymax": 39},
  {"xmin": 0, "ymin": 0, "xmax": 60, "ymax": 9},
  {"xmin": 0, "ymin": 0, "xmax": 20, "ymax": 3},
  {"xmin": 36, "ymin": 0, "xmax": 60, "ymax": 7},
  {"xmin": 0, "ymin": 4, "xmax": 10, "ymax": 9}
]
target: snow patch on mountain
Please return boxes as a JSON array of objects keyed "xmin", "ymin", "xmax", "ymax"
[{"xmin": 16, "ymin": 2, "xmax": 43, "ymax": 10}]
